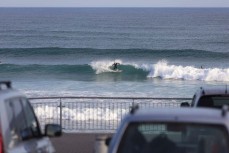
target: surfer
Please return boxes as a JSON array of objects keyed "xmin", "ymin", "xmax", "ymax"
[{"xmin": 112, "ymin": 62, "xmax": 120, "ymax": 70}]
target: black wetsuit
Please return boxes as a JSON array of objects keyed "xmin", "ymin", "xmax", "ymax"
[{"xmin": 113, "ymin": 63, "xmax": 119, "ymax": 70}]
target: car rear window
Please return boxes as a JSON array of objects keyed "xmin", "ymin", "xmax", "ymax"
[
  {"xmin": 197, "ymin": 96, "xmax": 229, "ymax": 108},
  {"xmin": 117, "ymin": 122, "xmax": 229, "ymax": 153}
]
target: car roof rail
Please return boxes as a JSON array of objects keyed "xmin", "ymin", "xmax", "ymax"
[
  {"xmin": 130, "ymin": 103, "xmax": 139, "ymax": 114},
  {"xmin": 222, "ymin": 105, "xmax": 229, "ymax": 117},
  {"xmin": 0, "ymin": 81, "xmax": 12, "ymax": 90}
]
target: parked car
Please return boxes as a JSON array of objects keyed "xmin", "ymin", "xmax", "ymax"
[
  {"xmin": 0, "ymin": 81, "xmax": 62, "ymax": 153},
  {"xmin": 107, "ymin": 106, "xmax": 229, "ymax": 153},
  {"xmin": 181, "ymin": 86, "xmax": 229, "ymax": 108}
]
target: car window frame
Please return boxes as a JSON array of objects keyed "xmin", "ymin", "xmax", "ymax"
[
  {"xmin": 20, "ymin": 97, "xmax": 42, "ymax": 138},
  {"xmin": 4, "ymin": 96, "xmax": 42, "ymax": 147}
]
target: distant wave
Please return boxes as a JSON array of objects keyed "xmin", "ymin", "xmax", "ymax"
[
  {"xmin": 1, "ymin": 58, "xmax": 229, "ymax": 82},
  {"xmin": 0, "ymin": 64, "xmax": 93, "ymax": 74},
  {"xmin": 1, "ymin": 48, "xmax": 229, "ymax": 59}
]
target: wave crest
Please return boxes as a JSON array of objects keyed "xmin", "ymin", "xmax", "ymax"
[
  {"xmin": 148, "ymin": 60, "xmax": 229, "ymax": 82},
  {"xmin": 1, "ymin": 59, "xmax": 228, "ymax": 82},
  {"xmin": 90, "ymin": 59, "xmax": 122, "ymax": 74},
  {"xmin": 90, "ymin": 59, "xmax": 229, "ymax": 82}
]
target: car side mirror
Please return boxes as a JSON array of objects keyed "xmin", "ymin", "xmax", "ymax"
[
  {"xmin": 180, "ymin": 102, "xmax": 190, "ymax": 107},
  {"xmin": 45, "ymin": 124, "xmax": 62, "ymax": 137},
  {"xmin": 20, "ymin": 127, "xmax": 33, "ymax": 140}
]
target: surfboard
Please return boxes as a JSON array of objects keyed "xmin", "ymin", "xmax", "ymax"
[
  {"xmin": 112, "ymin": 69, "xmax": 122, "ymax": 72},
  {"xmin": 109, "ymin": 65, "xmax": 122, "ymax": 72},
  {"xmin": 109, "ymin": 67, "xmax": 122, "ymax": 72}
]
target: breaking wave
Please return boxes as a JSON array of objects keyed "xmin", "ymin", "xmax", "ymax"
[
  {"xmin": 148, "ymin": 60, "xmax": 229, "ymax": 82},
  {"xmin": 90, "ymin": 59, "xmax": 229, "ymax": 82},
  {"xmin": 1, "ymin": 59, "xmax": 229, "ymax": 82}
]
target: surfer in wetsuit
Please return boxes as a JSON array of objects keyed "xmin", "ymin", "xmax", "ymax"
[{"xmin": 112, "ymin": 62, "xmax": 120, "ymax": 70}]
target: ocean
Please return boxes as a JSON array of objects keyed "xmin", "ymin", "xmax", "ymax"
[{"xmin": 1, "ymin": 8, "xmax": 229, "ymax": 98}]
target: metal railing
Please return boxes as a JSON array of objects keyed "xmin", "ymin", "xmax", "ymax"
[{"xmin": 29, "ymin": 96, "xmax": 191, "ymax": 133}]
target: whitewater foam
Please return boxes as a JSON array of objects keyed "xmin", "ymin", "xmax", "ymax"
[
  {"xmin": 148, "ymin": 60, "xmax": 229, "ymax": 82},
  {"xmin": 90, "ymin": 59, "xmax": 123, "ymax": 74},
  {"xmin": 90, "ymin": 59, "xmax": 229, "ymax": 82}
]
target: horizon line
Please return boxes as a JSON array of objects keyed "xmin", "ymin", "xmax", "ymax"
[{"xmin": 0, "ymin": 6, "xmax": 229, "ymax": 8}]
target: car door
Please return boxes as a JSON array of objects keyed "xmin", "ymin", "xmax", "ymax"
[
  {"xmin": 20, "ymin": 97, "xmax": 55, "ymax": 153},
  {"xmin": 5, "ymin": 97, "xmax": 54, "ymax": 153}
]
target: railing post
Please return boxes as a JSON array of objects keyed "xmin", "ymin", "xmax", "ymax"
[{"xmin": 60, "ymin": 98, "xmax": 62, "ymax": 128}]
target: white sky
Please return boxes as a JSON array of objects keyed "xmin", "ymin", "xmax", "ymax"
[{"xmin": 1, "ymin": 0, "xmax": 229, "ymax": 7}]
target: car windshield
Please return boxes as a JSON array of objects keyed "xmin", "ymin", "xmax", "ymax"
[
  {"xmin": 197, "ymin": 96, "xmax": 229, "ymax": 108},
  {"xmin": 117, "ymin": 122, "xmax": 229, "ymax": 153}
]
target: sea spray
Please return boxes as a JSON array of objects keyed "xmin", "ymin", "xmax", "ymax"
[
  {"xmin": 91, "ymin": 59, "xmax": 122, "ymax": 74},
  {"xmin": 148, "ymin": 60, "xmax": 229, "ymax": 82}
]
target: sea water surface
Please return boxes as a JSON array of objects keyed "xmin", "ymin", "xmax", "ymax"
[{"xmin": 0, "ymin": 8, "xmax": 229, "ymax": 98}]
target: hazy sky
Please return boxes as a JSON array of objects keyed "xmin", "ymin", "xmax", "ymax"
[{"xmin": 1, "ymin": 0, "xmax": 229, "ymax": 7}]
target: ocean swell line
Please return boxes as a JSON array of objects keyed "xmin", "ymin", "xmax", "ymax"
[
  {"xmin": 0, "ymin": 48, "xmax": 229, "ymax": 59},
  {"xmin": 1, "ymin": 60, "xmax": 229, "ymax": 82}
]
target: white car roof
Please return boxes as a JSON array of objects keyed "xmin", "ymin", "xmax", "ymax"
[
  {"xmin": 197, "ymin": 86, "xmax": 229, "ymax": 96},
  {"xmin": 0, "ymin": 89, "xmax": 25, "ymax": 101},
  {"xmin": 124, "ymin": 107, "xmax": 229, "ymax": 125}
]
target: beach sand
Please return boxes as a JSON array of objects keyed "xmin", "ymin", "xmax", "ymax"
[{"xmin": 51, "ymin": 133, "xmax": 111, "ymax": 153}]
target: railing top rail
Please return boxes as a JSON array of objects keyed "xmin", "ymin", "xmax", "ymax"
[{"xmin": 29, "ymin": 96, "xmax": 192, "ymax": 100}]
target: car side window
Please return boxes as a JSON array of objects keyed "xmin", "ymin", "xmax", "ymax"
[{"xmin": 20, "ymin": 98, "xmax": 41, "ymax": 137}]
